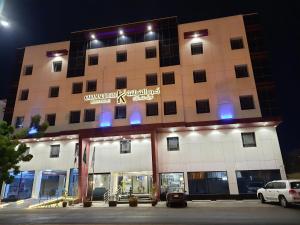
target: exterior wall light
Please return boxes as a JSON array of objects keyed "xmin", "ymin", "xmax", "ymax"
[
  {"xmin": 119, "ymin": 29, "xmax": 124, "ymax": 35},
  {"xmin": 90, "ymin": 34, "xmax": 96, "ymax": 39},
  {"xmin": 147, "ymin": 25, "xmax": 152, "ymax": 31}
]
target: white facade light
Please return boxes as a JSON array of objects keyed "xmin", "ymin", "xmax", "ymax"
[
  {"xmin": 147, "ymin": 25, "xmax": 152, "ymax": 31},
  {"xmin": 90, "ymin": 34, "xmax": 96, "ymax": 39},
  {"xmin": 0, "ymin": 20, "xmax": 9, "ymax": 28},
  {"xmin": 119, "ymin": 29, "xmax": 124, "ymax": 35}
]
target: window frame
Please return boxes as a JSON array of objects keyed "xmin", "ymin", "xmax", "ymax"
[
  {"xmin": 48, "ymin": 86, "xmax": 59, "ymax": 98},
  {"xmin": 86, "ymin": 80, "xmax": 97, "ymax": 92},
  {"xmin": 240, "ymin": 95, "xmax": 255, "ymax": 110},
  {"xmin": 46, "ymin": 113, "xmax": 56, "ymax": 126},
  {"xmin": 196, "ymin": 99, "xmax": 210, "ymax": 114},
  {"xmin": 162, "ymin": 72, "xmax": 175, "ymax": 85},
  {"xmin": 50, "ymin": 144, "xmax": 60, "ymax": 158},
  {"xmin": 52, "ymin": 61, "xmax": 62, "ymax": 72},
  {"xmin": 235, "ymin": 64, "xmax": 249, "ymax": 78},
  {"xmin": 146, "ymin": 73, "xmax": 158, "ymax": 86},
  {"xmin": 88, "ymin": 54, "xmax": 99, "ymax": 66},
  {"xmin": 20, "ymin": 89, "xmax": 29, "ymax": 101},
  {"xmin": 164, "ymin": 101, "xmax": 177, "ymax": 115},
  {"xmin": 146, "ymin": 102, "xmax": 159, "ymax": 116},
  {"xmin": 191, "ymin": 42, "xmax": 203, "ymax": 55},
  {"xmin": 24, "ymin": 65, "xmax": 33, "ymax": 76},
  {"xmin": 84, "ymin": 108, "xmax": 96, "ymax": 122},
  {"xmin": 230, "ymin": 37, "xmax": 244, "ymax": 50},
  {"xmin": 193, "ymin": 70, "xmax": 207, "ymax": 83},
  {"xmin": 145, "ymin": 47, "xmax": 157, "ymax": 59},
  {"xmin": 120, "ymin": 140, "xmax": 131, "ymax": 154},
  {"xmin": 241, "ymin": 132, "xmax": 257, "ymax": 147},
  {"xmin": 15, "ymin": 116, "xmax": 24, "ymax": 128},
  {"xmin": 69, "ymin": 110, "xmax": 81, "ymax": 124},
  {"xmin": 167, "ymin": 137, "xmax": 180, "ymax": 151},
  {"xmin": 115, "ymin": 105, "xmax": 126, "ymax": 119},
  {"xmin": 116, "ymin": 50, "xmax": 127, "ymax": 62},
  {"xmin": 115, "ymin": 77, "xmax": 127, "ymax": 89},
  {"xmin": 72, "ymin": 82, "xmax": 83, "ymax": 94}
]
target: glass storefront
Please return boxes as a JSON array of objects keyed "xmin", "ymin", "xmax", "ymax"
[
  {"xmin": 160, "ymin": 172, "xmax": 185, "ymax": 200},
  {"xmin": 236, "ymin": 169, "xmax": 281, "ymax": 194},
  {"xmin": 118, "ymin": 175, "xmax": 152, "ymax": 195},
  {"xmin": 187, "ymin": 171, "xmax": 229, "ymax": 195},
  {"xmin": 3, "ymin": 171, "xmax": 35, "ymax": 201},
  {"xmin": 39, "ymin": 170, "xmax": 66, "ymax": 198},
  {"xmin": 68, "ymin": 168, "xmax": 79, "ymax": 197},
  {"xmin": 88, "ymin": 173, "xmax": 110, "ymax": 200}
]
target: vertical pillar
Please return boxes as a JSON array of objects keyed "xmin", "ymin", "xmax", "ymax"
[
  {"xmin": 31, "ymin": 170, "xmax": 42, "ymax": 199},
  {"xmin": 151, "ymin": 130, "xmax": 160, "ymax": 200}
]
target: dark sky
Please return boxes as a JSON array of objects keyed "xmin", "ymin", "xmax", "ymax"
[{"xmin": 0, "ymin": 0, "xmax": 300, "ymax": 155}]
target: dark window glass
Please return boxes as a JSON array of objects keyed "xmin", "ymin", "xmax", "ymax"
[
  {"xmin": 265, "ymin": 182, "xmax": 274, "ymax": 189},
  {"xmin": 193, "ymin": 70, "xmax": 207, "ymax": 83},
  {"xmin": 50, "ymin": 145, "xmax": 60, "ymax": 158},
  {"xmin": 146, "ymin": 102, "xmax": 158, "ymax": 116},
  {"xmin": 167, "ymin": 137, "xmax": 179, "ymax": 151},
  {"xmin": 230, "ymin": 38, "xmax": 244, "ymax": 50},
  {"xmin": 88, "ymin": 55, "xmax": 98, "ymax": 66},
  {"xmin": 116, "ymin": 77, "xmax": 127, "ymax": 89},
  {"xmin": 46, "ymin": 114, "xmax": 56, "ymax": 126},
  {"xmin": 84, "ymin": 109, "xmax": 95, "ymax": 122},
  {"xmin": 20, "ymin": 89, "xmax": 29, "ymax": 101},
  {"xmin": 146, "ymin": 73, "xmax": 157, "ymax": 86},
  {"xmin": 24, "ymin": 65, "xmax": 33, "ymax": 75},
  {"xmin": 291, "ymin": 182, "xmax": 300, "ymax": 189},
  {"xmin": 145, "ymin": 47, "xmax": 157, "ymax": 59},
  {"xmin": 164, "ymin": 101, "xmax": 177, "ymax": 115},
  {"xmin": 72, "ymin": 82, "xmax": 83, "ymax": 94},
  {"xmin": 240, "ymin": 95, "xmax": 255, "ymax": 110},
  {"xmin": 241, "ymin": 132, "xmax": 256, "ymax": 147},
  {"xmin": 273, "ymin": 182, "xmax": 286, "ymax": 189},
  {"xmin": 116, "ymin": 51, "xmax": 127, "ymax": 62},
  {"xmin": 86, "ymin": 80, "xmax": 97, "ymax": 92},
  {"xmin": 196, "ymin": 99, "xmax": 210, "ymax": 114},
  {"xmin": 162, "ymin": 72, "xmax": 175, "ymax": 85},
  {"xmin": 53, "ymin": 61, "xmax": 62, "ymax": 72},
  {"xmin": 49, "ymin": 86, "xmax": 59, "ymax": 98},
  {"xmin": 115, "ymin": 106, "xmax": 126, "ymax": 119},
  {"xmin": 235, "ymin": 65, "xmax": 249, "ymax": 78},
  {"xmin": 120, "ymin": 140, "xmax": 131, "ymax": 154},
  {"xmin": 69, "ymin": 111, "xmax": 81, "ymax": 123},
  {"xmin": 15, "ymin": 116, "xmax": 24, "ymax": 128},
  {"xmin": 191, "ymin": 42, "xmax": 203, "ymax": 55}
]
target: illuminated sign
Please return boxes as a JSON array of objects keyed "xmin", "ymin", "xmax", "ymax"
[{"xmin": 84, "ymin": 87, "xmax": 160, "ymax": 105}]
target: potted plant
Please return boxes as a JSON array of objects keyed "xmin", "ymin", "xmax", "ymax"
[
  {"xmin": 62, "ymin": 190, "xmax": 68, "ymax": 208},
  {"xmin": 83, "ymin": 200, "xmax": 92, "ymax": 207},
  {"xmin": 108, "ymin": 196, "xmax": 117, "ymax": 207},
  {"xmin": 151, "ymin": 185, "xmax": 158, "ymax": 207},
  {"xmin": 128, "ymin": 195, "xmax": 138, "ymax": 207},
  {"xmin": 68, "ymin": 199, "xmax": 74, "ymax": 206}
]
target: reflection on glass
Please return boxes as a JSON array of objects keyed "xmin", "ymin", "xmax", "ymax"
[
  {"xmin": 68, "ymin": 168, "xmax": 78, "ymax": 196},
  {"xmin": 118, "ymin": 175, "xmax": 151, "ymax": 195},
  {"xmin": 160, "ymin": 173, "xmax": 185, "ymax": 200},
  {"xmin": 39, "ymin": 170, "xmax": 66, "ymax": 198},
  {"xmin": 88, "ymin": 173, "xmax": 110, "ymax": 200}
]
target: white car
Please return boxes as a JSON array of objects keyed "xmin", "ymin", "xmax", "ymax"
[{"xmin": 257, "ymin": 180, "xmax": 300, "ymax": 207}]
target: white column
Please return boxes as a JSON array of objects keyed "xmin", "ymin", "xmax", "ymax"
[
  {"xmin": 227, "ymin": 168, "xmax": 239, "ymax": 195},
  {"xmin": 31, "ymin": 170, "xmax": 42, "ymax": 199},
  {"xmin": 183, "ymin": 171, "xmax": 189, "ymax": 194},
  {"xmin": 0, "ymin": 182, "xmax": 6, "ymax": 199}
]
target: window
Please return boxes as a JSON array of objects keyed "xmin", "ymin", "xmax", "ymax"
[
  {"xmin": 84, "ymin": 109, "xmax": 95, "ymax": 122},
  {"xmin": 162, "ymin": 72, "xmax": 175, "ymax": 85},
  {"xmin": 24, "ymin": 65, "xmax": 33, "ymax": 75},
  {"xmin": 116, "ymin": 51, "xmax": 127, "ymax": 62},
  {"xmin": 273, "ymin": 182, "xmax": 286, "ymax": 189},
  {"xmin": 241, "ymin": 132, "xmax": 256, "ymax": 147},
  {"xmin": 50, "ymin": 145, "xmax": 60, "ymax": 158},
  {"xmin": 15, "ymin": 116, "xmax": 24, "ymax": 128},
  {"xmin": 164, "ymin": 101, "xmax": 177, "ymax": 115},
  {"xmin": 115, "ymin": 106, "xmax": 126, "ymax": 119},
  {"xmin": 20, "ymin": 89, "xmax": 29, "ymax": 101},
  {"xmin": 120, "ymin": 140, "xmax": 131, "ymax": 154},
  {"xmin": 46, "ymin": 114, "xmax": 56, "ymax": 126},
  {"xmin": 49, "ymin": 86, "xmax": 59, "ymax": 98},
  {"xmin": 146, "ymin": 73, "xmax": 157, "ymax": 86},
  {"xmin": 69, "ymin": 111, "xmax": 81, "ymax": 124},
  {"xmin": 235, "ymin": 65, "xmax": 249, "ymax": 78},
  {"xmin": 240, "ymin": 95, "xmax": 255, "ymax": 110},
  {"xmin": 86, "ymin": 80, "xmax": 97, "ymax": 92},
  {"xmin": 167, "ymin": 137, "xmax": 179, "ymax": 151},
  {"xmin": 193, "ymin": 70, "xmax": 207, "ymax": 83},
  {"xmin": 230, "ymin": 37, "xmax": 244, "ymax": 50},
  {"xmin": 88, "ymin": 55, "xmax": 98, "ymax": 66},
  {"xmin": 265, "ymin": 182, "xmax": 274, "ymax": 189},
  {"xmin": 53, "ymin": 61, "xmax": 62, "ymax": 72},
  {"xmin": 191, "ymin": 42, "xmax": 203, "ymax": 55},
  {"xmin": 196, "ymin": 99, "xmax": 210, "ymax": 114},
  {"xmin": 291, "ymin": 182, "xmax": 300, "ymax": 189},
  {"xmin": 115, "ymin": 77, "xmax": 127, "ymax": 89},
  {"xmin": 145, "ymin": 47, "xmax": 157, "ymax": 59},
  {"xmin": 72, "ymin": 82, "xmax": 83, "ymax": 94},
  {"xmin": 146, "ymin": 102, "xmax": 158, "ymax": 116}
]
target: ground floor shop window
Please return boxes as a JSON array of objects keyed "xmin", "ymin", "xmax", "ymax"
[
  {"xmin": 236, "ymin": 169, "xmax": 281, "ymax": 194},
  {"xmin": 88, "ymin": 173, "xmax": 110, "ymax": 200},
  {"xmin": 160, "ymin": 172, "xmax": 184, "ymax": 200},
  {"xmin": 118, "ymin": 175, "xmax": 152, "ymax": 195},
  {"xmin": 187, "ymin": 171, "xmax": 229, "ymax": 195},
  {"xmin": 3, "ymin": 171, "xmax": 35, "ymax": 201},
  {"xmin": 39, "ymin": 170, "xmax": 66, "ymax": 198},
  {"xmin": 68, "ymin": 168, "xmax": 78, "ymax": 197}
]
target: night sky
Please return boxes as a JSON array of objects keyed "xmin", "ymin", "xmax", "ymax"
[{"xmin": 0, "ymin": 0, "xmax": 299, "ymax": 155}]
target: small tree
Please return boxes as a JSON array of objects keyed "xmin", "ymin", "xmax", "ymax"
[{"xmin": 0, "ymin": 115, "xmax": 48, "ymax": 185}]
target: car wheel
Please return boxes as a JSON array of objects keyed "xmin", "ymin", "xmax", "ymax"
[
  {"xmin": 258, "ymin": 193, "xmax": 266, "ymax": 203},
  {"xmin": 279, "ymin": 196, "xmax": 289, "ymax": 208}
]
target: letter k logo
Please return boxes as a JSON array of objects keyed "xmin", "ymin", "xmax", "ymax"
[{"xmin": 117, "ymin": 90, "xmax": 126, "ymax": 104}]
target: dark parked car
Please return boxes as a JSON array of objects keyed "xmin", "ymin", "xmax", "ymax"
[{"xmin": 166, "ymin": 190, "xmax": 187, "ymax": 207}]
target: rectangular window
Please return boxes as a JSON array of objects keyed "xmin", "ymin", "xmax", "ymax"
[
  {"xmin": 167, "ymin": 137, "xmax": 179, "ymax": 151},
  {"xmin": 86, "ymin": 80, "xmax": 97, "ymax": 92},
  {"xmin": 69, "ymin": 111, "xmax": 81, "ymax": 124},
  {"xmin": 72, "ymin": 82, "xmax": 83, "ymax": 94},
  {"xmin": 116, "ymin": 51, "xmax": 127, "ymax": 62},
  {"xmin": 49, "ymin": 86, "xmax": 59, "ymax": 98},
  {"xmin": 162, "ymin": 72, "xmax": 175, "ymax": 85},
  {"xmin": 15, "ymin": 116, "xmax": 24, "ymax": 128},
  {"xmin": 84, "ymin": 109, "xmax": 95, "ymax": 122},
  {"xmin": 120, "ymin": 140, "xmax": 131, "ymax": 154},
  {"xmin": 24, "ymin": 65, "xmax": 33, "ymax": 75},
  {"xmin": 230, "ymin": 37, "xmax": 244, "ymax": 50},
  {"xmin": 115, "ymin": 77, "xmax": 127, "ymax": 89},
  {"xmin": 240, "ymin": 95, "xmax": 255, "ymax": 110},
  {"xmin": 50, "ymin": 145, "xmax": 60, "ymax": 158},
  {"xmin": 88, "ymin": 55, "xmax": 98, "ymax": 66},
  {"xmin": 241, "ymin": 132, "xmax": 256, "ymax": 147},
  {"xmin": 46, "ymin": 114, "xmax": 56, "ymax": 126},
  {"xmin": 191, "ymin": 42, "xmax": 203, "ymax": 55},
  {"xmin": 196, "ymin": 99, "xmax": 210, "ymax": 114},
  {"xmin": 193, "ymin": 70, "xmax": 207, "ymax": 83},
  {"xmin": 20, "ymin": 89, "xmax": 29, "ymax": 101},
  {"xmin": 146, "ymin": 102, "xmax": 158, "ymax": 116},
  {"xmin": 235, "ymin": 64, "xmax": 249, "ymax": 78},
  {"xmin": 53, "ymin": 61, "xmax": 62, "ymax": 72},
  {"xmin": 115, "ymin": 106, "xmax": 126, "ymax": 119},
  {"xmin": 145, "ymin": 47, "xmax": 157, "ymax": 59},
  {"xmin": 164, "ymin": 101, "xmax": 177, "ymax": 115},
  {"xmin": 146, "ymin": 73, "xmax": 157, "ymax": 86}
]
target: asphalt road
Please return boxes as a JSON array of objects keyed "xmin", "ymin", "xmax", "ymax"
[{"xmin": 0, "ymin": 201, "xmax": 299, "ymax": 225}]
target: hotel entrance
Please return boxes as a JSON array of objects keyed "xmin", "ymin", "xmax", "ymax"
[{"xmin": 117, "ymin": 173, "xmax": 152, "ymax": 195}]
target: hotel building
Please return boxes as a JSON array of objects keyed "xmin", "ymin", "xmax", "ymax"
[{"xmin": 1, "ymin": 14, "xmax": 286, "ymax": 202}]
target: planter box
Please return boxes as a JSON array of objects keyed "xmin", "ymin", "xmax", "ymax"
[
  {"xmin": 62, "ymin": 201, "xmax": 67, "ymax": 207},
  {"xmin": 109, "ymin": 201, "xmax": 117, "ymax": 207},
  {"xmin": 83, "ymin": 201, "xmax": 92, "ymax": 207}
]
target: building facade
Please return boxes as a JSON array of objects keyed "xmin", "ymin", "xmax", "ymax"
[{"xmin": 1, "ymin": 14, "xmax": 285, "ymax": 202}]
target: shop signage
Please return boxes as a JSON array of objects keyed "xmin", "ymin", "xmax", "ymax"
[{"xmin": 84, "ymin": 87, "xmax": 160, "ymax": 105}]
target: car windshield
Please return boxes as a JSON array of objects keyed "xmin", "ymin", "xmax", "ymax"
[{"xmin": 290, "ymin": 182, "xmax": 300, "ymax": 189}]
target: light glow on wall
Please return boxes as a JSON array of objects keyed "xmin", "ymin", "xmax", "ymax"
[
  {"xmin": 28, "ymin": 127, "xmax": 38, "ymax": 135},
  {"xmin": 130, "ymin": 111, "xmax": 142, "ymax": 125},
  {"xmin": 99, "ymin": 112, "xmax": 112, "ymax": 127},
  {"xmin": 219, "ymin": 103, "xmax": 234, "ymax": 120}
]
